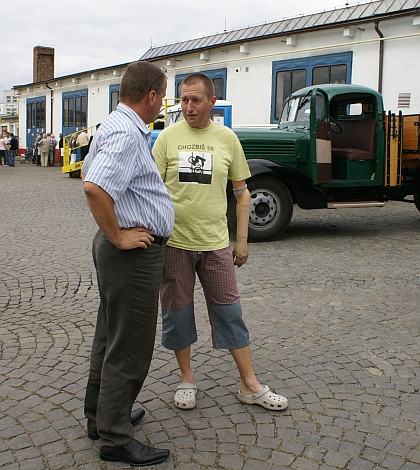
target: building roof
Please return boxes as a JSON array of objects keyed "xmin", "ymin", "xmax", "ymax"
[
  {"xmin": 140, "ymin": 0, "xmax": 420, "ymax": 61},
  {"xmin": 13, "ymin": 62, "xmax": 131, "ymax": 90}
]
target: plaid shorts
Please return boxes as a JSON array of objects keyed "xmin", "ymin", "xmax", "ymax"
[{"xmin": 160, "ymin": 246, "xmax": 250, "ymax": 350}]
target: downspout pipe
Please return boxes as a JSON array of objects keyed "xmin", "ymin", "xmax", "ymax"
[
  {"xmin": 46, "ymin": 82, "xmax": 55, "ymax": 163},
  {"xmin": 374, "ymin": 20, "xmax": 384, "ymax": 94},
  {"xmin": 46, "ymin": 82, "xmax": 53, "ymax": 133}
]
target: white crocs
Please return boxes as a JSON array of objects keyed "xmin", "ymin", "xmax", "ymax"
[
  {"xmin": 174, "ymin": 383, "xmax": 197, "ymax": 409},
  {"xmin": 238, "ymin": 384, "xmax": 288, "ymax": 410}
]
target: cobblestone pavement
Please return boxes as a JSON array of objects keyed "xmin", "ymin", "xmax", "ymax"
[{"xmin": 0, "ymin": 163, "xmax": 419, "ymax": 470}]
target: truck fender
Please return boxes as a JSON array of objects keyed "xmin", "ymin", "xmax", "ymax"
[{"xmin": 246, "ymin": 159, "xmax": 327, "ymax": 209}]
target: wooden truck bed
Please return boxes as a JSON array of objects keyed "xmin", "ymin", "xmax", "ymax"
[{"xmin": 385, "ymin": 112, "xmax": 420, "ymax": 186}]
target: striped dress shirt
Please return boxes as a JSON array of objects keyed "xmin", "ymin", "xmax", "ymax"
[{"xmin": 82, "ymin": 103, "xmax": 174, "ymax": 237}]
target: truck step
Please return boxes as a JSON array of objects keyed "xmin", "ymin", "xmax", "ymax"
[{"xmin": 327, "ymin": 201, "xmax": 385, "ymax": 209}]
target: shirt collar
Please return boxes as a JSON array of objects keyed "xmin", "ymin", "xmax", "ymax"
[{"xmin": 116, "ymin": 103, "xmax": 151, "ymax": 137}]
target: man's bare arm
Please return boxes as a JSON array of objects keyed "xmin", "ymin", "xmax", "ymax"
[{"xmin": 232, "ymin": 180, "xmax": 250, "ymax": 267}]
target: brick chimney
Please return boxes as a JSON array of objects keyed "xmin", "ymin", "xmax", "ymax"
[{"xmin": 33, "ymin": 46, "xmax": 55, "ymax": 82}]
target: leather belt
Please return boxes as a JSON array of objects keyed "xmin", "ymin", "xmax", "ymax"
[{"xmin": 151, "ymin": 235, "xmax": 169, "ymax": 245}]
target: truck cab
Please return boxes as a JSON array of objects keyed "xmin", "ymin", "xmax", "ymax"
[
  {"xmin": 278, "ymin": 84, "xmax": 384, "ymax": 186},
  {"xmin": 230, "ymin": 84, "xmax": 420, "ymax": 241}
]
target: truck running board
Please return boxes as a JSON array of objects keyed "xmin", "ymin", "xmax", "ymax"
[{"xmin": 327, "ymin": 201, "xmax": 385, "ymax": 209}]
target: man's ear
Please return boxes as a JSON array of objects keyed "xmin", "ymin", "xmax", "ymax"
[
  {"xmin": 210, "ymin": 96, "xmax": 217, "ymax": 109},
  {"xmin": 148, "ymin": 90, "xmax": 157, "ymax": 106}
]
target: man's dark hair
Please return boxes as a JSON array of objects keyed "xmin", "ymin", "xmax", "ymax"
[
  {"xmin": 119, "ymin": 61, "xmax": 166, "ymax": 103},
  {"xmin": 181, "ymin": 74, "xmax": 215, "ymax": 98}
]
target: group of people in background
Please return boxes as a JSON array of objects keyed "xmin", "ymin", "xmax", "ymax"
[
  {"xmin": 69, "ymin": 128, "xmax": 93, "ymax": 163},
  {"xmin": 0, "ymin": 132, "xmax": 18, "ymax": 167},
  {"xmin": 1, "ymin": 128, "xmax": 99, "ymax": 168},
  {"xmin": 32, "ymin": 132, "xmax": 58, "ymax": 167}
]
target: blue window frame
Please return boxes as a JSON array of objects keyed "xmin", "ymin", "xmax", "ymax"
[
  {"xmin": 26, "ymin": 96, "xmax": 46, "ymax": 148},
  {"xmin": 62, "ymin": 90, "xmax": 88, "ymax": 137},
  {"xmin": 109, "ymin": 84, "xmax": 120, "ymax": 113},
  {"xmin": 175, "ymin": 68, "xmax": 227, "ymax": 100},
  {"xmin": 271, "ymin": 52, "xmax": 352, "ymax": 123}
]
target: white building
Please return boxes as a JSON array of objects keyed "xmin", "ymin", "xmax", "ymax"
[
  {"xmin": 0, "ymin": 90, "xmax": 19, "ymax": 136},
  {"xmin": 13, "ymin": 0, "xmax": 420, "ymax": 154}
]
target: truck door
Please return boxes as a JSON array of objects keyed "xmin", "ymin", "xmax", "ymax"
[{"xmin": 309, "ymin": 89, "xmax": 331, "ymax": 183}]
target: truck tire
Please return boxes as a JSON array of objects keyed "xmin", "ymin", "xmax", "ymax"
[{"xmin": 228, "ymin": 176, "xmax": 293, "ymax": 242}]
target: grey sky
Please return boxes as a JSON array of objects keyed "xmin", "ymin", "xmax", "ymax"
[{"xmin": 4, "ymin": 0, "xmax": 348, "ymax": 94}]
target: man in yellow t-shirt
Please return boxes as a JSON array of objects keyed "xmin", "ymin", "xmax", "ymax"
[{"xmin": 153, "ymin": 73, "xmax": 288, "ymax": 412}]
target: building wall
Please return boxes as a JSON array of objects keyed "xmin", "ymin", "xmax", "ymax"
[
  {"xmin": 378, "ymin": 16, "xmax": 420, "ymax": 111},
  {"xmin": 50, "ymin": 69, "xmax": 125, "ymax": 137},
  {"xmin": 1, "ymin": 90, "xmax": 18, "ymax": 115},
  {"xmin": 158, "ymin": 13, "xmax": 420, "ymax": 125},
  {"xmin": 16, "ymin": 68, "xmax": 126, "ymax": 150},
  {"xmin": 14, "ymin": 11, "xmax": 420, "ymax": 151},
  {"xmin": 0, "ymin": 91, "xmax": 19, "ymax": 136}
]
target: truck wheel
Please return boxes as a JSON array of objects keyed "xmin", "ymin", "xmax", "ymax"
[{"xmin": 228, "ymin": 176, "xmax": 293, "ymax": 242}]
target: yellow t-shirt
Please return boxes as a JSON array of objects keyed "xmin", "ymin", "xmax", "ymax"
[{"xmin": 153, "ymin": 120, "xmax": 251, "ymax": 251}]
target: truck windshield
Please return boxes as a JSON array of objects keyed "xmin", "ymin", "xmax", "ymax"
[{"xmin": 279, "ymin": 95, "xmax": 311, "ymax": 125}]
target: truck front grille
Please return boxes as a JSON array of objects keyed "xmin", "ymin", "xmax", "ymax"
[{"xmin": 242, "ymin": 141, "xmax": 296, "ymax": 158}]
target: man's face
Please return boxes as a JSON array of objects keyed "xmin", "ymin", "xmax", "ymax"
[{"xmin": 181, "ymin": 81, "xmax": 216, "ymax": 129}]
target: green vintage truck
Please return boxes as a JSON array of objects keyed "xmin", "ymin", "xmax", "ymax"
[{"xmin": 229, "ymin": 84, "xmax": 420, "ymax": 242}]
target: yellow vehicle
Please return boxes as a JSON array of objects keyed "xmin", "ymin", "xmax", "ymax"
[{"xmin": 61, "ymin": 126, "xmax": 96, "ymax": 178}]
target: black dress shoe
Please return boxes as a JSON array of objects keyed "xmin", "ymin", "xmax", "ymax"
[
  {"xmin": 87, "ymin": 408, "xmax": 146, "ymax": 440},
  {"xmin": 100, "ymin": 438, "xmax": 170, "ymax": 466}
]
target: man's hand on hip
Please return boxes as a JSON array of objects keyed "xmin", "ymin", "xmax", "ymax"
[{"xmin": 116, "ymin": 228, "xmax": 154, "ymax": 250}]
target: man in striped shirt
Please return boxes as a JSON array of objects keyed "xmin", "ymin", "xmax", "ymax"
[{"xmin": 81, "ymin": 61, "xmax": 174, "ymax": 467}]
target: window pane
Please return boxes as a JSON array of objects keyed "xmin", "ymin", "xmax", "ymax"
[
  {"xmin": 75, "ymin": 97, "xmax": 82, "ymax": 126},
  {"xmin": 275, "ymin": 71, "xmax": 291, "ymax": 120},
  {"xmin": 36, "ymin": 101, "xmax": 45, "ymax": 128},
  {"xmin": 64, "ymin": 98, "xmax": 74, "ymax": 127},
  {"xmin": 312, "ymin": 66, "xmax": 329, "ymax": 85},
  {"xmin": 291, "ymin": 69, "xmax": 306, "ymax": 93},
  {"xmin": 63, "ymin": 99, "xmax": 69, "ymax": 127},
  {"xmin": 41, "ymin": 101, "xmax": 46, "ymax": 128},
  {"xmin": 111, "ymin": 91, "xmax": 119, "ymax": 112},
  {"xmin": 81, "ymin": 96, "xmax": 87, "ymax": 127},
  {"xmin": 316, "ymin": 93, "xmax": 326, "ymax": 120},
  {"xmin": 276, "ymin": 69, "xmax": 306, "ymax": 120},
  {"xmin": 213, "ymin": 78, "xmax": 224, "ymax": 100},
  {"xmin": 27, "ymin": 103, "xmax": 35, "ymax": 128},
  {"xmin": 296, "ymin": 96, "xmax": 311, "ymax": 121},
  {"xmin": 63, "ymin": 99, "xmax": 67, "ymax": 127},
  {"xmin": 69, "ymin": 99, "xmax": 74, "ymax": 126},
  {"xmin": 330, "ymin": 64, "xmax": 347, "ymax": 84}
]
